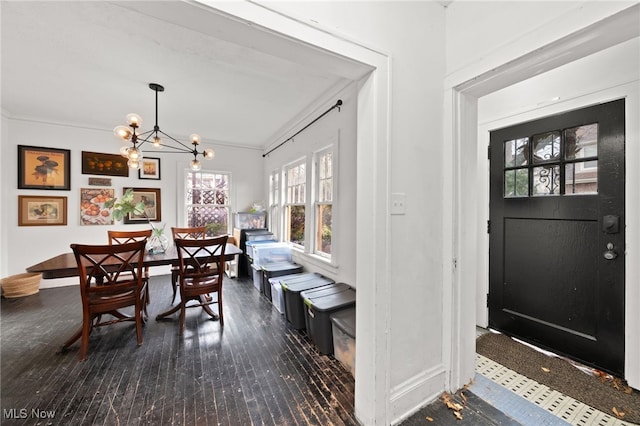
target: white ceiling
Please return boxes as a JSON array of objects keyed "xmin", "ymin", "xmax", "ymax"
[{"xmin": 1, "ymin": 1, "xmax": 370, "ymax": 150}]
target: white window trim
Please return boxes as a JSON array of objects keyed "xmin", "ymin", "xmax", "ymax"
[
  {"xmin": 269, "ymin": 168, "xmax": 281, "ymax": 240},
  {"xmin": 284, "ymin": 157, "xmax": 307, "ymax": 249},
  {"xmin": 178, "ymin": 167, "xmax": 232, "ymax": 233},
  {"xmin": 312, "ymin": 143, "xmax": 338, "ymax": 264}
]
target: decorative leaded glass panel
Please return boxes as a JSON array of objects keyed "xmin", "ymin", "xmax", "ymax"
[
  {"xmin": 532, "ymin": 131, "xmax": 561, "ymax": 163},
  {"xmin": 533, "ymin": 165, "xmax": 560, "ymax": 196}
]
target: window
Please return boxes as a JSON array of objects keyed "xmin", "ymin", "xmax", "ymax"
[
  {"xmin": 184, "ymin": 170, "xmax": 231, "ymax": 236},
  {"xmin": 503, "ymin": 123, "xmax": 598, "ymax": 198},
  {"xmin": 269, "ymin": 169, "xmax": 280, "ymax": 238},
  {"xmin": 314, "ymin": 148, "xmax": 333, "ymax": 257},
  {"xmin": 284, "ymin": 160, "xmax": 306, "ymax": 247}
]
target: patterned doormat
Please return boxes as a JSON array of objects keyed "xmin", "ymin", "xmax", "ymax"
[{"xmin": 476, "ymin": 332, "xmax": 639, "ymax": 424}]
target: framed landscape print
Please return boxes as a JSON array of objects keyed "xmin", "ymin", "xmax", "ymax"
[
  {"xmin": 81, "ymin": 151, "xmax": 129, "ymax": 177},
  {"xmin": 18, "ymin": 145, "xmax": 71, "ymax": 190},
  {"xmin": 80, "ymin": 187, "xmax": 115, "ymax": 226},
  {"xmin": 123, "ymin": 187, "xmax": 161, "ymax": 223},
  {"xmin": 139, "ymin": 157, "xmax": 161, "ymax": 180},
  {"xmin": 18, "ymin": 195, "xmax": 67, "ymax": 226}
]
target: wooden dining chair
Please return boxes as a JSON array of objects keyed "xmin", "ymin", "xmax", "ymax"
[
  {"xmin": 169, "ymin": 226, "xmax": 206, "ymax": 304},
  {"xmin": 156, "ymin": 235, "xmax": 227, "ymax": 335},
  {"xmin": 63, "ymin": 240, "xmax": 147, "ymax": 361},
  {"xmin": 108, "ymin": 229, "xmax": 152, "ymax": 311}
]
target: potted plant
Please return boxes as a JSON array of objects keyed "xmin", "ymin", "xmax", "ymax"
[{"xmin": 105, "ymin": 189, "xmax": 168, "ymax": 253}]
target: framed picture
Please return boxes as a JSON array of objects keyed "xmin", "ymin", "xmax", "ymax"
[
  {"xmin": 138, "ymin": 157, "xmax": 161, "ymax": 180},
  {"xmin": 81, "ymin": 151, "xmax": 129, "ymax": 177},
  {"xmin": 18, "ymin": 195, "xmax": 68, "ymax": 226},
  {"xmin": 123, "ymin": 187, "xmax": 161, "ymax": 223},
  {"xmin": 18, "ymin": 145, "xmax": 71, "ymax": 190},
  {"xmin": 80, "ymin": 187, "xmax": 115, "ymax": 226}
]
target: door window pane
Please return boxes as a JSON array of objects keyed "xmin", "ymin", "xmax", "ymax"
[
  {"xmin": 504, "ymin": 138, "xmax": 529, "ymax": 167},
  {"xmin": 565, "ymin": 124, "xmax": 598, "ymax": 160},
  {"xmin": 504, "ymin": 169, "xmax": 529, "ymax": 197},
  {"xmin": 533, "ymin": 165, "xmax": 560, "ymax": 196},
  {"xmin": 532, "ymin": 131, "xmax": 561, "ymax": 163},
  {"xmin": 566, "ymin": 162, "xmax": 598, "ymax": 195}
]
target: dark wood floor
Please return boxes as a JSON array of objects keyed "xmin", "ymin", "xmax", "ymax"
[{"xmin": 1, "ymin": 274, "xmax": 357, "ymax": 425}]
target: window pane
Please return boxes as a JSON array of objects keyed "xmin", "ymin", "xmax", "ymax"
[
  {"xmin": 288, "ymin": 205, "xmax": 305, "ymax": 246},
  {"xmin": 316, "ymin": 204, "xmax": 332, "ymax": 255},
  {"xmin": 190, "ymin": 189, "xmax": 202, "ymax": 204},
  {"xmin": 504, "ymin": 138, "xmax": 529, "ymax": 167},
  {"xmin": 565, "ymin": 123, "xmax": 598, "ymax": 160},
  {"xmin": 504, "ymin": 169, "xmax": 528, "ymax": 198},
  {"xmin": 532, "ymin": 131, "xmax": 561, "ymax": 163},
  {"xmin": 185, "ymin": 171, "xmax": 230, "ymax": 234},
  {"xmin": 533, "ymin": 165, "xmax": 560, "ymax": 196},
  {"xmin": 565, "ymin": 161, "xmax": 598, "ymax": 195}
]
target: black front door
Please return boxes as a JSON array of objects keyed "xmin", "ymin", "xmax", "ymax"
[{"xmin": 488, "ymin": 99, "xmax": 625, "ymax": 375}]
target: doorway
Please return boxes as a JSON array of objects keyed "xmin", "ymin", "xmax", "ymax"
[{"xmin": 488, "ymin": 99, "xmax": 625, "ymax": 375}]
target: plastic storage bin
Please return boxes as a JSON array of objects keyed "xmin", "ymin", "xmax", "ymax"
[
  {"xmin": 251, "ymin": 263, "xmax": 262, "ymax": 292},
  {"xmin": 245, "ymin": 240, "xmax": 277, "ymax": 259},
  {"xmin": 268, "ymin": 272, "xmax": 310, "ymax": 314},
  {"xmin": 251, "ymin": 243, "xmax": 293, "ymax": 266},
  {"xmin": 244, "ymin": 230, "xmax": 274, "ymax": 242},
  {"xmin": 302, "ymin": 283, "xmax": 356, "ymax": 355},
  {"xmin": 261, "ymin": 262, "xmax": 303, "ymax": 301},
  {"xmin": 281, "ymin": 275, "xmax": 335, "ymax": 329},
  {"xmin": 330, "ymin": 307, "xmax": 356, "ymax": 376},
  {"xmin": 269, "ymin": 278, "xmax": 286, "ymax": 314},
  {"xmin": 234, "ymin": 212, "xmax": 266, "ymax": 229}
]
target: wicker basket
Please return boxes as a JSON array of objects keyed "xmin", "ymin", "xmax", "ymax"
[{"xmin": 1, "ymin": 272, "xmax": 42, "ymax": 298}]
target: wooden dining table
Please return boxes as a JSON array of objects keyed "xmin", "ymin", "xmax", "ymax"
[
  {"xmin": 26, "ymin": 244, "xmax": 243, "ymax": 279},
  {"xmin": 27, "ymin": 244, "xmax": 243, "ymax": 350}
]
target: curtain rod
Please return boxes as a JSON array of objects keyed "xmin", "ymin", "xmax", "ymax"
[{"xmin": 262, "ymin": 99, "xmax": 342, "ymax": 158}]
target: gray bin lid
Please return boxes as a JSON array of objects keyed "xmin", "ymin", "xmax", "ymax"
[
  {"xmin": 261, "ymin": 262, "xmax": 302, "ymax": 273},
  {"xmin": 281, "ymin": 276, "xmax": 334, "ymax": 293},
  {"xmin": 246, "ymin": 240, "xmax": 278, "ymax": 246},
  {"xmin": 330, "ymin": 307, "xmax": 356, "ymax": 338},
  {"xmin": 280, "ymin": 273, "xmax": 324, "ymax": 286},
  {"xmin": 303, "ymin": 286, "xmax": 356, "ymax": 312},
  {"xmin": 268, "ymin": 272, "xmax": 313, "ymax": 286},
  {"xmin": 300, "ymin": 282, "xmax": 350, "ymax": 300}
]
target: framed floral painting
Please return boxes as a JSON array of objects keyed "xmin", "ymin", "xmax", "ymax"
[{"xmin": 18, "ymin": 145, "xmax": 71, "ymax": 190}]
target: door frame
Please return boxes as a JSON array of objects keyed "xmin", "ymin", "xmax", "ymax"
[{"xmin": 443, "ymin": 5, "xmax": 640, "ymax": 391}]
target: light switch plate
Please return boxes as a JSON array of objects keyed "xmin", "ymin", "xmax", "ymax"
[{"xmin": 391, "ymin": 193, "xmax": 406, "ymax": 215}]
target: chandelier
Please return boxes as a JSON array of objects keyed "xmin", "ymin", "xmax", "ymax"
[{"xmin": 113, "ymin": 83, "xmax": 214, "ymax": 171}]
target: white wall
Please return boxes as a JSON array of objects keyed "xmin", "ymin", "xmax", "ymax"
[
  {"xmin": 1, "ymin": 118, "xmax": 264, "ymax": 288},
  {"xmin": 262, "ymin": 84, "xmax": 357, "ymax": 286}
]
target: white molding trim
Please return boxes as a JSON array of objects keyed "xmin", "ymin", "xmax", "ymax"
[{"xmin": 389, "ymin": 365, "xmax": 447, "ymax": 425}]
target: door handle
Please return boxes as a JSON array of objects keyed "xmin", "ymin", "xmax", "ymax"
[{"xmin": 603, "ymin": 242, "xmax": 618, "ymax": 260}]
